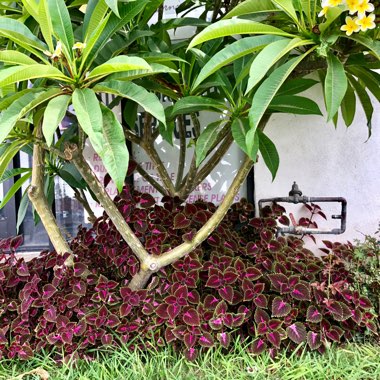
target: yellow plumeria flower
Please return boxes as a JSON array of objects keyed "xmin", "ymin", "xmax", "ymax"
[
  {"xmin": 340, "ymin": 16, "xmax": 361, "ymax": 35},
  {"xmin": 346, "ymin": 0, "xmax": 361, "ymax": 14},
  {"xmin": 48, "ymin": 41, "xmax": 63, "ymax": 60},
  {"xmin": 318, "ymin": 6, "xmax": 330, "ymax": 17},
  {"xmin": 356, "ymin": 13, "xmax": 376, "ymax": 31},
  {"xmin": 72, "ymin": 42, "xmax": 87, "ymax": 50},
  {"xmin": 356, "ymin": 0, "xmax": 375, "ymax": 18},
  {"xmin": 325, "ymin": 0, "xmax": 344, "ymax": 6}
]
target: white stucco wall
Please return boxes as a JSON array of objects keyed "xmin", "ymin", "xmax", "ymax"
[{"xmin": 254, "ymin": 85, "xmax": 380, "ymax": 246}]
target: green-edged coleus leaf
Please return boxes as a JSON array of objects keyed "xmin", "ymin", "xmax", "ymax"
[
  {"xmin": 94, "ymin": 80, "xmax": 166, "ymax": 126},
  {"xmin": 224, "ymin": 0, "xmax": 278, "ymax": 18},
  {"xmin": 325, "ymin": 54, "xmax": 347, "ymax": 121},
  {"xmin": 42, "ymin": 94, "xmax": 71, "ymax": 146},
  {"xmin": 195, "ymin": 120, "xmax": 224, "ymax": 167},
  {"xmin": 258, "ymin": 129, "xmax": 279, "ymax": 181},
  {"xmin": 47, "ymin": 0, "xmax": 74, "ymax": 57},
  {"xmin": 192, "ymin": 35, "xmax": 283, "ymax": 90},
  {"xmin": 87, "ymin": 56, "xmax": 152, "ymax": 80},
  {"xmin": 170, "ymin": 96, "xmax": 226, "ymax": 119},
  {"xmin": 306, "ymin": 305, "xmax": 323, "ymax": 323},
  {"xmin": 246, "ymin": 38, "xmax": 314, "ymax": 94},
  {"xmin": 188, "ymin": 19, "xmax": 295, "ymax": 50},
  {"xmin": 286, "ymin": 322, "xmax": 306, "ymax": 344},
  {"xmin": 269, "ymin": 95, "xmax": 322, "ymax": 115},
  {"xmin": 272, "ymin": 297, "xmax": 291, "ymax": 318},
  {"xmin": 307, "ymin": 331, "xmax": 322, "ymax": 350}
]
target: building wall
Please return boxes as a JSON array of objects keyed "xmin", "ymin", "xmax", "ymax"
[{"xmin": 254, "ymin": 86, "xmax": 380, "ymax": 246}]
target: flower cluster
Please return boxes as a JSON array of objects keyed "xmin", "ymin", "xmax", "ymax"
[{"xmin": 318, "ymin": 0, "xmax": 376, "ymax": 36}]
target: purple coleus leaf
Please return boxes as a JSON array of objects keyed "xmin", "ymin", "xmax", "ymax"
[
  {"xmin": 286, "ymin": 322, "xmax": 307, "ymax": 344},
  {"xmin": 246, "ymin": 242, "xmax": 260, "ymax": 256},
  {"xmin": 253, "ymin": 294, "xmax": 268, "ymax": 309},
  {"xmin": 223, "ymin": 313, "xmax": 245, "ymax": 328},
  {"xmin": 290, "ymin": 283, "xmax": 311, "ymax": 301},
  {"xmin": 355, "ymin": 296, "xmax": 372, "ymax": 310},
  {"xmin": 199, "ymin": 332, "xmax": 214, "ymax": 348},
  {"xmin": 73, "ymin": 280, "xmax": 87, "ymax": 296},
  {"xmin": 218, "ymin": 285, "xmax": 234, "ymax": 304},
  {"xmin": 43, "ymin": 306, "xmax": 57, "ymax": 323},
  {"xmin": 42, "ymin": 284, "xmax": 57, "ymax": 300},
  {"xmin": 139, "ymin": 193, "xmax": 155, "ymax": 208},
  {"xmin": 73, "ymin": 262, "xmax": 88, "ymax": 277},
  {"xmin": 184, "ymin": 347, "xmax": 198, "ymax": 362},
  {"xmin": 16, "ymin": 261, "xmax": 30, "ymax": 277},
  {"xmin": 173, "ymin": 213, "xmax": 191, "ymax": 229},
  {"xmin": 217, "ymin": 332, "xmax": 231, "ymax": 348},
  {"xmin": 254, "ymin": 308, "xmax": 270, "ymax": 324},
  {"xmin": 306, "ymin": 306, "xmax": 323, "ymax": 323},
  {"xmin": 251, "ymin": 338, "xmax": 267, "ymax": 355},
  {"xmin": 245, "ymin": 266, "xmax": 262, "ymax": 281},
  {"xmin": 204, "ymin": 295, "xmax": 220, "ymax": 310},
  {"xmin": 272, "ymin": 297, "xmax": 291, "ymax": 318},
  {"xmin": 268, "ymin": 274, "xmax": 288, "ymax": 292},
  {"xmin": 183, "ymin": 307, "xmax": 201, "ymax": 326},
  {"xmin": 307, "ymin": 331, "xmax": 322, "ymax": 350},
  {"xmin": 184, "ymin": 333, "xmax": 197, "ymax": 349},
  {"xmin": 209, "ymin": 317, "xmax": 223, "ymax": 330},
  {"xmin": 267, "ymin": 331, "xmax": 281, "ymax": 348}
]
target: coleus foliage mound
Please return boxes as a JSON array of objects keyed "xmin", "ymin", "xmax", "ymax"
[{"xmin": 0, "ymin": 187, "xmax": 377, "ymax": 361}]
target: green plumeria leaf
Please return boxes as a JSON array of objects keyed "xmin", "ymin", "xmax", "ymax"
[
  {"xmin": 38, "ymin": 0, "xmax": 54, "ymax": 52},
  {"xmin": 170, "ymin": 96, "xmax": 226, "ymax": 119},
  {"xmin": 94, "ymin": 80, "xmax": 166, "ymax": 126},
  {"xmin": 83, "ymin": 0, "xmax": 109, "ymax": 40},
  {"xmin": 258, "ymin": 129, "xmax": 279, "ymax": 180},
  {"xmin": 188, "ymin": 19, "xmax": 295, "ymax": 50},
  {"xmin": 0, "ymin": 64, "xmax": 69, "ymax": 88},
  {"xmin": 269, "ymin": 95, "xmax": 322, "ymax": 115},
  {"xmin": 231, "ymin": 118, "xmax": 250, "ymax": 155},
  {"xmin": 340, "ymin": 82, "xmax": 356, "ymax": 127},
  {"xmin": 72, "ymin": 88, "xmax": 103, "ymax": 152},
  {"xmin": 248, "ymin": 49, "xmax": 315, "ymax": 137},
  {"xmin": 195, "ymin": 121, "xmax": 223, "ymax": 167},
  {"xmin": 105, "ymin": 0, "xmax": 120, "ymax": 17},
  {"xmin": 0, "ymin": 17, "xmax": 47, "ymax": 53},
  {"xmin": 224, "ymin": 0, "xmax": 278, "ymax": 18},
  {"xmin": 42, "ymin": 95, "xmax": 71, "ymax": 146},
  {"xmin": 192, "ymin": 35, "xmax": 282, "ymax": 90},
  {"xmin": 246, "ymin": 38, "xmax": 314, "ymax": 94},
  {"xmin": 47, "ymin": 0, "xmax": 74, "ymax": 56},
  {"xmin": 87, "ymin": 56, "xmax": 151, "ymax": 80},
  {"xmin": 0, "ymin": 89, "xmax": 61, "ymax": 143},
  {"xmin": 99, "ymin": 105, "xmax": 129, "ymax": 192},
  {"xmin": 0, "ymin": 172, "xmax": 32, "ymax": 209},
  {"xmin": 325, "ymin": 54, "xmax": 347, "ymax": 121},
  {"xmin": 344, "ymin": 35, "xmax": 380, "ymax": 61},
  {"xmin": 0, "ymin": 51, "xmax": 37, "ymax": 65}
]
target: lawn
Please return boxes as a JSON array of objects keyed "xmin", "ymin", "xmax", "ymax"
[{"xmin": 1, "ymin": 342, "xmax": 379, "ymax": 380}]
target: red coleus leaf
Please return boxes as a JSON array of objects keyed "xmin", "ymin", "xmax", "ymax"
[
  {"xmin": 184, "ymin": 333, "xmax": 197, "ymax": 349},
  {"xmin": 286, "ymin": 322, "xmax": 307, "ymax": 344},
  {"xmin": 184, "ymin": 347, "xmax": 198, "ymax": 362},
  {"xmin": 254, "ymin": 308, "xmax": 270, "ymax": 324},
  {"xmin": 278, "ymin": 215, "xmax": 290, "ymax": 226},
  {"xmin": 193, "ymin": 211, "xmax": 208, "ymax": 224},
  {"xmin": 365, "ymin": 321, "xmax": 378, "ymax": 334},
  {"xmin": 204, "ymin": 295, "xmax": 220, "ymax": 310},
  {"xmin": 199, "ymin": 332, "xmax": 214, "ymax": 348},
  {"xmin": 306, "ymin": 306, "xmax": 323, "ymax": 323},
  {"xmin": 251, "ymin": 338, "xmax": 267, "ymax": 355},
  {"xmin": 173, "ymin": 213, "xmax": 191, "ymax": 229},
  {"xmin": 73, "ymin": 262, "xmax": 88, "ymax": 277},
  {"xmin": 73, "ymin": 280, "xmax": 87, "ymax": 296},
  {"xmin": 139, "ymin": 193, "xmax": 155, "ymax": 208},
  {"xmin": 218, "ymin": 286, "xmax": 234, "ymax": 304},
  {"xmin": 268, "ymin": 319, "xmax": 282, "ymax": 330},
  {"xmin": 325, "ymin": 301, "xmax": 343, "ymax": 320},
  {"xmin": 134, "ymin": 220, "xmax": 148, "ymax": 234},
  {"xmin": 101, "ymin": 334, "xmax": 113, "ymax": 346},
  {"xmin": 223, "ymin": 269, "xmax": 238, "ymax": 284},
  {"xmin": 215, "ymin": 300, "xmax": 228, "ymax": 316},
  {"xmin": 217, "ymin": 332, "xmax": 231, "ymax": 348},
  {"xmin": 206, "ymin": 274, "xmax": 222, "ymax": 288},
  {"xmin": 257, "ymin": 322, "xmax": 269, "ymax": 335},
  {"xmin": 183, "ymin": 307, "xmax": 200, "ymax": 326},
  {"xmin": 267, "ymin": 331, "xmax": 281, "ymax": 348},
  {"xmin": 291, "ymin": 283, "xmax": 311, "ymax": 301},
  {"xmin": 351, "ymin": 309, "xmax": 362, "ymax": 324},
  {"xmin": 188, "ymin": 290, "xmax": 200, "ymax": 304},
  {"xmin": 246, "ymin": 242, "xmax": 260, "ymax": 256},
  {"xmin": 326, "ymin": 329, "xmax": 341, "ymax": 342},
  {"xmin": 182, "ymin": 229, "xmax": 196, "ymax": 243},
  {"xmin": 65, "ymin": 294, "xmax": 80, "ymax": 309},
  {"xmin": 165, "ymin": 327, "xmax": 176, "ymax": 343},
  {"xmin": 268, "ymin": 240, "xmax": 282, "ymax": 253},
  {"xmin": 253, "ymin": 294, "xmax": 268, "ymax": 309},
  {"xmin": 207, "ymin": 234, "xmax": 221, "ymax": 247},
  {"xmin": 356, "ymin": 296, "xmax": 372, "ymax": 310},
  {"xmin": 245, "ymin": 266, "xmax": 262, "ymax": 281},
  {"xmin": 209, "ymin": 317, "xmax": 223, "ymax": 330},
  {"xmin": 174, "ymin": 285, "xmax": 188, "ymax": 300},
  {"xmin": 156, "ymin": 304, "xmax": 169, "ymax": 319},
  {"xmin": 184, "ymin": 203, "xmax": 197, "ymax": 216},
  {"xmin": 307, "ymin": 331, "xmax": 322, "ymax": 350},
  {"xmin": 268, "ymin": 274, "xmax": 288, "ymax": 292},
  {"xmin": 42, "ymin": 284, "xmax": 57, "ymax": 300},
  {"xmin": 16, "ymin": 261, "xmax": 29, "ymax": 277},
  {"xmin": 272, "ymin": 297, "xmax": 291, "ymax": 318},
  {"xmin": 167, "ymin": 304, "xmax": 181, "ymax": 320},
  {"xmin": 43, "ymin": 306, "xmax": 57, "ymax": 323},
  {"xmin": 333, "ymin": 302, "xmax": 352, "ymax": 322},
  {"xmin": 260, "ymin": 229, "xmax": 273, "ymax": 242}
]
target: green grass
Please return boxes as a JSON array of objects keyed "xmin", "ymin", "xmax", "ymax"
[{"xmin": 0, "ymin": 342, "xmax": 379, "ymax": 380}]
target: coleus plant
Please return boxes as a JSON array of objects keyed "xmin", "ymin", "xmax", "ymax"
[{"xmin": 0, "ymin": 191, "xmax": 377, "ymax": 361}]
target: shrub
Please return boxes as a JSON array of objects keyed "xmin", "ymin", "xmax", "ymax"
[{"xmin": 0, "ymin": 188, "xmax": 377, "ymax": 361}]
